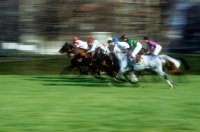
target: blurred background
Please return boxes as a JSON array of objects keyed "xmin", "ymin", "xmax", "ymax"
[
  {"xmin": 1, "ymin": 0, "xmax": 200, "ymax": 54},
  {"xmin": 0, "ymin": 0, "xmax": 200, "ymax": 74}
]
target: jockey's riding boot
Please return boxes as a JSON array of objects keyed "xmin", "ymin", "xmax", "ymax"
[
  {"xmin": 129, "ymin": 58, "xmax": 134, "ymax": 66},
  {"xmin": 132, "ymin": 59, "xmax": 137, "ymax": 65},
  {"xmin": 132, "ymin": 58, "xmax": 142, "ymax": 64}
]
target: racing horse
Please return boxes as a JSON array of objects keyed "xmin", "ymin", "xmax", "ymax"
[
  {"xmin": 59, "ymin": 42, "xmax": 101, "ymax": 76},
  {"xmin": 59, "ymin": 42, "xmax": 117, "ymax": 78},
  {"xmin": 112, "ymin": 45, "xmax": 180, "ymax": 89},
  {"xmin": 135, "ymin": 48, "xmax": 190, "ymax": 78},
  {"xmin": 92, "ymin": 46, "xmax": 118, "ymax": 77}
]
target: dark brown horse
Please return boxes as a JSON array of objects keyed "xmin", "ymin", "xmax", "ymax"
[
  {"xmin": 59, "ymin": 42, "xmax": 99, "ymax": 76},
  {"xmin": 59, "ymin": 42, "xmax": 117, "ymax": 78},
  {"xmin": 92, "ymin": 47, "xmax": 118, "ymax": 77}
]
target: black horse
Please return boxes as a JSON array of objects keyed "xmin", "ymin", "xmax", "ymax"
[{"xmin": 92, "ymin": 46, "xmax": 118, "ymax": 77}]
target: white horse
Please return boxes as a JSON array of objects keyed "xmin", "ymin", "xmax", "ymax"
[{"xmin": 112, "ymin": 45, "xmax": 180, "ymax": 89}]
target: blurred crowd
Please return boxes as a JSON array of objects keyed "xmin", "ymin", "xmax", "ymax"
[{"xmin": 0, "ymin": 0, "xmax": 200, "ymax": 54}]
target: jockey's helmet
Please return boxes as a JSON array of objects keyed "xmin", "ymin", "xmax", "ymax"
[
  {"xmin": 107, "ymin": 37, "xmax": 112, "ymax": 41},
  {"xmin": 143, "ymin": 36, "xmax": 149, "ymax": 40},
  {"xmin": 112, "ymin": 37, "xmax": 119, "ymax": 42},
  {"xmin": 73, "ymin": 36, "xmax": 78, "ymax": 41},
  {"xmin": 87, "ymin": 39, "xmax": 93, "ymax": 44},
  {"xmin": 107, "ymin": 40, "xmax": 112, "ymax": 43},
  {"xmin": 120, "ymin": 34, "xmax": 127, "ymax": 39}
]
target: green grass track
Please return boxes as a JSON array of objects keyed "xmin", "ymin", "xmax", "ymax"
[{"xmin": 0, "ymin": 74, "xmax": 200, "ymax": 132}]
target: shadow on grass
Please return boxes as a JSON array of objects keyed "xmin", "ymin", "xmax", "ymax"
[
  {"xmin": 24, "ymin": 75, "xmax": 178, "ymax": 88},
  {"xmin": 25, "ymin": 76, "xmax": 107, "ymax": 83},
  {"xmin": 24, "ymin": 75, "xmax": 141, "ymax": 88}
]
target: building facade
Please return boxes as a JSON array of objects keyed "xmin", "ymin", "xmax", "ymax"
[{"xmin": 2, "ymin": 0, "xmax": 199, "ymax": 54}]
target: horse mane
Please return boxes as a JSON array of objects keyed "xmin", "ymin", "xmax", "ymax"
[
  {"xmin": 65, "ymin": 42, "xmax": 86, "ymax": 52},
  {"xmin": 61, "ymin": 42, "xmax": 92, "ymax": 60},
  {"xmin": 65, "ymin": 42, "xmax": 75, "ymax": 49}
]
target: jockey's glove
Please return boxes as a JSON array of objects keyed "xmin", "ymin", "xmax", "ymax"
[{"xmin": 122, "ymin": 49, "xmax": 128, "ymax": 53}]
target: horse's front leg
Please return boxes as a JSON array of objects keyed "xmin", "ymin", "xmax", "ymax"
[
  {"xmin": 100, "ymin": 59, "xmax": 116, "ymax": 77},
  {"xmin": 77, "ymin": 66, "xmax": 84, "ymax": 76}
]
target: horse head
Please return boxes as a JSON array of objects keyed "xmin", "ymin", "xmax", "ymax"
[
  {"xmin": 59, "ymin": 42, "xmax": 76, "ymax": 58},
  {"xmin": 58, "ymin": 42, "xmax": 68, "ymax": 54}
]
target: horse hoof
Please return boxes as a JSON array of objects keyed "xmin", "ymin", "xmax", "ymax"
[
  {"xmin": 95, "ymin": 75, "xmax": 105, "ymax": 80},
  {"xmin": 130, "ymin": 81, "xmax": 140, "ymax": 87},
  {"xmin": 130, "ymin": 81, "xmax": 138, "ymax": 84},
  {"xmin": 108, "ymin": 82, "xmax": 114, "ymax": 87},
  {"xmin": 170, "ymin": 85, "xmax": 174, "ymax": 89},
  {"xmin": 113, "ymin": 77, "xmax": 124, "ymax": 83}
]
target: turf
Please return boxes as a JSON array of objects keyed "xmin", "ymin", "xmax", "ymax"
[{"xmin": 0, "ymin": 74, "xmax": 200, "ymax": 132}]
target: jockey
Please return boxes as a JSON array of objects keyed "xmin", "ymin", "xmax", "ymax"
[
  {"xmin": 86, "ymin": 39, "xmax": 108, "ymax": 62},
  {"xmin": 143, "ymin": 36, "xmax": 181, "ymax": 68},
  {"xmin": 72, "ymin": 36, "xmax": 88, "ymax": 50},
  {"xmin": 86, "ymin": 39, "xmax": 107, "ymax": 54},
  {"xmin": 120, "ymin": 35, "xmax": 142, "ymax": 63},
  {"xmin": 107, "ymin": 39, "xmax": 120, "ymax": 70},
  {"xmin": 112, "ymin": 37, "xmax": 138, "ymax": 82},
  {"xmin": 112, "ymin": 37, "xmax": 130, "ymax": 53},
  {"xmin": 107, "ymin": 40, "xmax": 114, "ymax": 52},
  {"xmin": 107, "ymin": 40, "xmax": 115, "ymax": 62},
  {"xmin": 143, "ymin": 36, "xmax": 162, "ymax": 55}
]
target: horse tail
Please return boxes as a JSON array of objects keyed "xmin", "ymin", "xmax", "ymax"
[
  {"xmin": 159, "ymin": 54, "xmax": 181, "ymax": 69},
  {"xmin": 172, "ymin": 56, "xmax": 190, "ymax": 70}
]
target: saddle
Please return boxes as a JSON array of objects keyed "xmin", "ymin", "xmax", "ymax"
[
  {"xmin": 130, "ymin": 54, "xmax": 142, "ymax": 64},
  {"xmin": 135, "ymin": 54, "xmax": 142, "ymax": 62}
]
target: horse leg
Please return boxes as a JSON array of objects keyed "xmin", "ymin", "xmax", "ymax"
[
  {"xmin": 88, "ymin": 64, "xmax": 105, "ymax": 79},
  {"xmin": 60, "ymin": 66, "xmax": 68, "ymax": 75},
  {"xmin": 60, "ymin": 65, "xmax": 75, "ymax": 75},
  {"xmin": 113, "ymin": 68, "xmax": 128, "ymax": 83},
  {"xmin": 155, "ymin": 69, "xmax": 174, "ymax": 89},
  {"xmin": 114, "ymin": 55, "xmax": 132, "ymax": 83},
  {"xmin": 129, "ymin": 71, "xmax": 138, "ymax": 83},
  {"xmin": 123, "ymin": 72, "xmax": 130, "ymax": 82},
  {"xmin": 94, "ymin": 69, "xmax": 106, "ymax": 79},
  {"xmin": 102, "ymin": 65, "xmax": 114, "ymax": 77},
  {"xmin": 101, "ymin": 58, "xmax": 117, "ymax": 77},
  {"xmin": 167, "ymin": 65, "xmax": 189, "ymax": 83},
  {"xmin": 77, "ymin": 66, "xmax": 86, "ymax": 76},
  {"xmin": 135, "ymin": 70, "xmax": 149, "ymax": 82}
]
